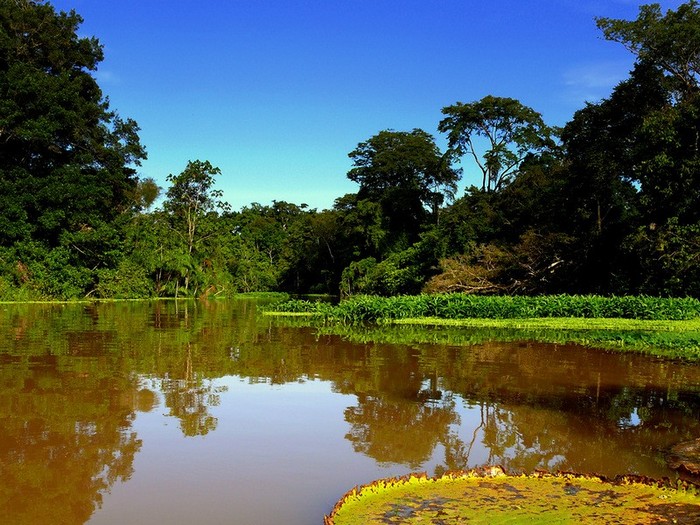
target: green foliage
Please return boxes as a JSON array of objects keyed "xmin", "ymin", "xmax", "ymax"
[
  {"xmin": 370, "ymin": 249, "xmax": 427, "ymax": 296},
  {"xmin": 0, "ymin": 0, "xmax": 146, "ymax": 246},
  {"xmin": 626, "ymin": 219, "xmax": 700, "ymax": 297},
  {"xmin": 348, "ymin": 129, "xmax": 460, "ymax": 218},
  {"xmin": 439, "ymin": 96, "xmax": 557, "ymax": 193},
  {"xmin": 94, "ymin": 260, "xmax": 154, "ymax": 299},
  {"xmin": 333, "ymin": 195, "xmax": 387, "ymax": 260},
  {"xmin": 164, "ymin": 160, "xmax": 224, "ymax": 220},
  {"xmin": 347, "ymin": 129, "xmax": 460, "ymax": 249},
  {"xmin": 228, "ymin": 201, "xmax": 324, "ymax": 293},
  {"xmin": 270, "ymin": 293, "xmax": 700, "ymax": 323},
  {"xmin": 340, "ymin": 257, "xmax": 378, "ymax": 297},
  {"xmin": 596, "ymin": 1, "xmax": 700, "ymax": 97},
  {"xmin": 129, "ymin": 177, "xmax": 161, "ymax": 212},
  {"xmin": 579, "ymin": 2, "xmax": 700, "ymax": 296},
  {"xmin": 20, "ymin": 244, "xmax": 93, "ymax": 299},
  {"xmin": 159, "ymin": 160, "xmax": 229, "ymax": 296}
]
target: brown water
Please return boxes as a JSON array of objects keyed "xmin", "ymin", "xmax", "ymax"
[{"xmin": 1, "ymin": 300, "xmax": 700, "ymax": 524}]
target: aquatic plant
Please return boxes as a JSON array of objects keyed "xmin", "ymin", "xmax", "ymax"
[
  {"xmin": 324, "ymin": 467, "xmax": 700, "ymax": 524},
  {"xmin": 267, "ymin": 294, "xmax": 700, "ymax": 322},
  {"xmin": 304, "ymin": 319, "xmax": 700, "ymax": 360}
]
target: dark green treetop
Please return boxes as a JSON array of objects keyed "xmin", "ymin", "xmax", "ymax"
[
  {"xmin": 596, "ymin": 1, "xmax": 700, "ymax": 98},
  {"xmin": 347, "ymin": 129, "xmax": 460, "ymax": 244},
  {"xmin": 0, "ymin": 0, "xmax": 146, "ymax": 245},
  {"xmin": 348, "ymin": 128, "xmax": 460, "ymax": 215}
]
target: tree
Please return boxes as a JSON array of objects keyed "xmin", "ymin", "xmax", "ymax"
[
  {"xmin": 347, "ymin": 128, "xmax": 460, "ymax": 233},
  {"xmin": 333, "ymin": 193, "xmax": 387, "ymax": 259},
  {"xmin": 594, "ymin": 2, "xmax": 700, "ymax": 228},
  {"xmin": 0, "ymin": 0, "xmax": 146, "ymax": 245},
  {"xmin": 130, "ymin": 177, "xmax": 160, "ymax": 213},
  {"xmin": 439, "ymin": 96, "xmax": 556, "ymax": 193},
  {"xmin": 228, "ymin": 201, "xmax": 314, "ymax": 293},
  {"xmin": 596, "ymin": 1, "xmax": 700, "ymax": 98},
  {"xmin": 163, "ymin": 160, "xmax": 223, "ymax": 257},
  {"xmin": 162, "ymin": 160, "xmax": 226, "ymax": 295},
  {"xmin": 588, "ymin": 3, "xmax": 700, "ymax": 295}
]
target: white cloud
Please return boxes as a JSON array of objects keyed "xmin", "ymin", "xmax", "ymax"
[
  {"xmin": 561, "ymin": 60, "xmax": 633, "ymax": 105},
  {"xmin": 94, "ymin": 69, "xmax": 121, "ymax": 86}
]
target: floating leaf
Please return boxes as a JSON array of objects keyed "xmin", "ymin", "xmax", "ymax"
[{"xmin": 324, "ymin": 467, "xmax": 700, "ymax": 524}]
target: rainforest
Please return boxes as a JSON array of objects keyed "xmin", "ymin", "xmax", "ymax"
[
  {"xmin": 4, "ymin": 3, "xmax": 700, "ymax": 524},
  {"xmin": 2, "ymin": 1, "xmax": 700, "ymax": 302}
]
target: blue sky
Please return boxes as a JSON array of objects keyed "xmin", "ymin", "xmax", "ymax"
[{"xmin": 51, "ymin": 0, "xmax": 685, "ymax": 211}]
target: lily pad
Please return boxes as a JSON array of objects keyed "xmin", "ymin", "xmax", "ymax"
[{"xmin": 324, "ymin": 466, "xmax": 700, "ymax": 524}]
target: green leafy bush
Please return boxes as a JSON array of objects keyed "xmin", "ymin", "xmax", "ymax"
[{"xmin": 94, "ymin": 260, "xmax": 155, "ymax": 299}]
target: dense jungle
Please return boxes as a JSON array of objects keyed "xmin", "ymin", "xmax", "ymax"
[{"xmin": 2, "ymin": 0, "xmax": 700, "ymax": 301}]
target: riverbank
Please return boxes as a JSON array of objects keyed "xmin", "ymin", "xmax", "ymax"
[
  {"xmin": 265, "ymin": 294, "xmax": 700, "ymax": 360},
  {"xmin": 0, "ymin": 291, "xmax": 290, "ymax": 306}
]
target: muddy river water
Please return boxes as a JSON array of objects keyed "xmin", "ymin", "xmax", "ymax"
[{"xmin": 1, "ymin": 299, "xmax": 699, "ymax": 524}]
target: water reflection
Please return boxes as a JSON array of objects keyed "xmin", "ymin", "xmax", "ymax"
[
  {"xmin": 0, "ymin": 315, "xmax": 152, "ymax": 524},
  {"xmin": 436, "ymin": 342, "xmax": 700, "ymax": 476},
  {"xmin": 0, "ymin": 301, "xmax": 699, "ymax": 524},
  {"xmin": 345, "ymin": 393, "xmax": 457, "ymax": 468}
]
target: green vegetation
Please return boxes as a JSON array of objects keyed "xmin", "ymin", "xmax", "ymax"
[
  {"xmin": 266, "ymin": 294, "xmax": 700, "ymax": 359},
  {"xmin": 268, "ymin": 294, "xmax": 700, "ymax": 321},
  {"xmin": 324, "ymin": 470, "xmax": 700, "ymax": 524},
  {"xmin": 2, "ymin": 1, "xmax": 700, "ymax": 301},
  {"xmin": 310, "ymin": 320, "xmax": 700, "ymax": 360}
]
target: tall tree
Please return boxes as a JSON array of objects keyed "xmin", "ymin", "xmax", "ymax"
[
  {"xmin": 561, "ymin": 1, "xmax": 700, "ymax": 295},
  {"xmin": 162, "ymin": 160, "xmax": 226, "ymax": 295},
  {"xmin": 596, "ymin": 2, "xmax": 700, "ymax": 226},
  {"xmin": 0, "ymin": 0, "xmax": 146, "ymax": 245},
  {"xmin": 439, "ymin": 96, "xmax": 556, "ymax": 193},
  {"xmin": 596, "ymin": 1, "xmax": 700, "ymax": 98},
  {"xmin": 347, "ymin": 129, "xmax": 460, "ymax": 247}
]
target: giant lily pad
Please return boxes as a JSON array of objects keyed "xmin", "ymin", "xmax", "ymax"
[{"xmin": 324, "ymin": 466, "xmax": 700, "ymax": 524}]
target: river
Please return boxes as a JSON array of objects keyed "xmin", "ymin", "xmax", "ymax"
[{"xmin": 1, "ymin": 299, "xmax": 699, "ymax": 524}]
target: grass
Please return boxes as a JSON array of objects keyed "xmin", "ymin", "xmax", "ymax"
[{"xmin": 393, "ymin": 316, "xmax": 700, "ymax": 332}]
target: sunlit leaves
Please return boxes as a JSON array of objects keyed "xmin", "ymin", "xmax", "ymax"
[
  {"xmin": 596, "ymin": 1, "xmax": 700, "ymax": 97},
  {"xmin": 439, "ymin": 96, "xmax": 556, "ymax": 193}
]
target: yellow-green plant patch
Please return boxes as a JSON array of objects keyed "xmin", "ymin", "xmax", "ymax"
[
  {"xmin": 324, "ymin": 467, "xmax": 700, "ymax": 524},
  {"xmin": 263, "ymin": 311, "xmax": 318, "ymax": 317},
  {"xmin": 391, "ymin": 316, "xmax": 700, "ymax": 332}
]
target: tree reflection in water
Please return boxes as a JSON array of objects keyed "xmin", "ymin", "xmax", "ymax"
[
  {"xmin": 161, "ymin": 344, "xmax": 227, "ymax": 436},
  {"xmin": 0, "ymin": 334, "xmax": 154, "ymax": 525},
  {"xmin": 2, "ymin": 301, "xmax": 700, "ymax": 524},
  {"xmin": 345, "ymin": 393, "xmax": 458, "ymax": 468},
  {"xmin": 331, "ymin": 337, "xmax": 700, "ymax": 478}
]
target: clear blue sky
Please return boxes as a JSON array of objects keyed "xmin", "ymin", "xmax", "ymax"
[{"xmin": 51, "ymin": 0, "xmax": 685, "ymax": 212}]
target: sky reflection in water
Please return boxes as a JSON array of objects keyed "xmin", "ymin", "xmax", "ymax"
[{"xmin": 0, "ymin": 300, "xmax": 699, "ymax": 524}]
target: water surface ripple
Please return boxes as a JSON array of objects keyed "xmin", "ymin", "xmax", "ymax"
[{"xmin": 1, "ymin": 300, "xmax": 699, "ymax": 524}]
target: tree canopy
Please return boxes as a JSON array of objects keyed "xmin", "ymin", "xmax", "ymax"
[
  {"xmin": 348, "ymin": 128, "xmax": 460, "ymax": 219},
  {"xmin": 438, "ymin": 96, "xmax": 556, "ymax": 193},
  {"xmin": 346, "ymin": 129, "xmax": 460, "ymax": 255},
  {"xmin": 0, "ymin": 0, "xmax": 146, "ymax": 246},
  {"xmin": 1, "ymin": 1, "xmax": 700, "ymax": 299},
  {"xmin": 596, "ymin": 1, "xmax": 700, "ymax": 97}
]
